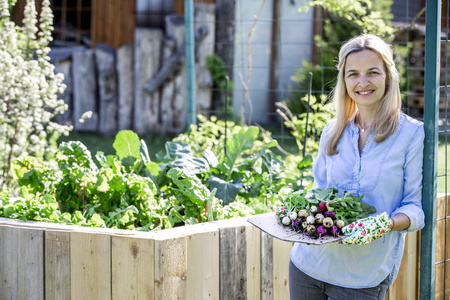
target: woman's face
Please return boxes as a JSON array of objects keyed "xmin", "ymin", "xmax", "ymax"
[{"xmin": 344, "ymin": 49, "xmax": 387, "ymax": 110}]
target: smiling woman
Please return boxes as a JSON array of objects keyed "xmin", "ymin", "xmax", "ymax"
[
  {"xmin": 344, "ymin": 50, "xmax": 387, "ymax": 113},
  {"xmin": 288, "ymin": 34, "xmax": 425, "ymax": 300}
]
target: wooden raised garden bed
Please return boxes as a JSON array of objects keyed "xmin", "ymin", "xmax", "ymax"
[{"xmin": 0, "ymin": 210, "xmax": 423, "ymax": 299}]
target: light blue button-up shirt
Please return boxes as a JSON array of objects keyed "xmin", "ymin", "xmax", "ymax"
[{"xmin": 290, "ymin": 113, "xmax": 425, "ymax": 288}]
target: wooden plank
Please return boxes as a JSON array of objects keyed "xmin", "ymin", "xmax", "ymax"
[
  {"xmin": 111, "ymin": 235, "xmax": 155, "ymax": 300},
  {"xmin": 0, "ymin": 226, "xmax": 45, "ymax": 299},
  {"xmin": 272, "ymin": 238, "xmax": 292, "ymax": 300},
  {"xmin": 246, "ymin": 224, "xmax": 261, "ymax": 300},
  {"xmin": 0, "ymin": 226, "xmax": 18, "ymax": 299},
  {"xmin": 90, "ymin": 0, "xmax": 98, "ymax": 47},
  {"xmin": 71, "ymin": 231, "xmax": 111, "ymax": 300},
  {"xmin": 261, "ymin": 231, "xmax": 273, "ymax": 300},
  {"xmin": 45, "ymin": 230, "xmax": 71, "ymax": 300},
  {"xmin": 268, "ymin": 0, "xmax": 281, "ymax": 121},
  {"xmin": 186, "ymin": 231, "xmax": 220, "ymax": 299},
  {"xmin": 16, "ymin": 226, "xmax": 45, "ymax": 300},
  {"xmin": 124, "ymin": 0, "xmax": 136, "ymax": 46},
  {"xmin": 219, "ymin": 226, "xmax": 247, "ymax": 299},
  {"xmin": 154, "ymin": 236, "xmax": 188, "ymax": 299},
  {"xmin": 386, "ymin": 232, "xmax": 419, "ymax": 300}
]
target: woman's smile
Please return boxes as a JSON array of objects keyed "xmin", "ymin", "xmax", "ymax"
[{"xmin": 344, "ymin": 49, "xmax": 387, "ymax": 109}]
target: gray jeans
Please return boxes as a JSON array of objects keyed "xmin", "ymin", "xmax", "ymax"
[{"xmin": 289, "ymin": 260, "xmax": 390, "ymax": 300}]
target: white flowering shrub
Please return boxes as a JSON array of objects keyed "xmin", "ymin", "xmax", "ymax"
[{"xmin": 0, "ymin": 0, "xmax": 72, "ymax": 190}]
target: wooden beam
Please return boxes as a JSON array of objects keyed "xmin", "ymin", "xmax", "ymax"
[{"xmin": 269, "ymin": 0, "xmax": 281, "ymax": 121}]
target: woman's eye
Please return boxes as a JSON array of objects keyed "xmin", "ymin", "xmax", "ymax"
[{"xmin": 347, "ymin": 73, "xmax": 358, "ymax": 77}]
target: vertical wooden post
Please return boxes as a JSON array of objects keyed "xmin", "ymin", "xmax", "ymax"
[
  {"xmin": 213, "ymin": 0, "xmax": 236, "ymax": 112},
  {"xmin": 269, "ymin": 0, "xmax": 281, "ymax": 122}
]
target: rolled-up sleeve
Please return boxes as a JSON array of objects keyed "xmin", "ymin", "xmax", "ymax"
[{"xmin": 391, "ymin": 124, "xmax": 425, "ymax": 232}]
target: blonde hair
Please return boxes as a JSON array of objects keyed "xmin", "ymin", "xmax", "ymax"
[{"xmin": 326, "ymin": 34, "xmax": 401, "ymax": 155}]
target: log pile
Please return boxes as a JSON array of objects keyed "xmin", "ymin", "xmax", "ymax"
[{"xmin": 50, "ymin": 3, "xmax": 216, "ymax": 136}]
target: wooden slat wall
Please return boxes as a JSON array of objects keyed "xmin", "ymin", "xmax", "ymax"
[
  {"xmin": 174, "ymin": 0, "xmax": 217, "ymax": 15},
  {"xmin": 0, "ymin": 212, "xmax": 426, "ymax": 299},
  {"xmin": 91, "ymin": 0, "xmax": 135, "ymax": 49}
]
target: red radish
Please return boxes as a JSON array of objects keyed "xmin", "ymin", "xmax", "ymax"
[
  {"xmin": 328, "ymin": 225, "xmax": 339, "ymax": 237},
  {"xmin": 325, "ymin": 211, "xmax": 336, "ymax": 220},
  {"xmin": 319, "ymin": 201, "xmax": 328, "ymax": 212},
  {"xmin": 316, "ymin": 225, "xmax": 327, "ymax": 236}
]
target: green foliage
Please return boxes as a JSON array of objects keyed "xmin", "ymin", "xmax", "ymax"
[
  {"xmin": 174, "ymin": 114, "xmax": 274, "ymax": 157},
  {"xmin": 2, "ymin": 125, "xmax": 292, "ymax": 230},
  {"xmin": 279, "ymin": 187, "xmax": 376, "ymax": 225},
  {"xmin": 206, "ymin": 54, "xmax": 234, "ymax": 115},
  {"xmin": 0, "ymin": 0, "xmax": 71, "ymax": 191},
  {"xmin": 278, "ymin": 95, "xmax": 335, "ymax": 155}
]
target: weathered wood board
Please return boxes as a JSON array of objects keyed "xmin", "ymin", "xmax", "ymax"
[
  {"xmin": 111, "ymin": 235, "xmax": 155, "ymax": 300},
  {"xmin": 70, "ymin": 231, "xmax": 111, "ymax": 300},
  {"xmin": 45, "ymin": 230, "xmax": 71, "ymax": 300}
]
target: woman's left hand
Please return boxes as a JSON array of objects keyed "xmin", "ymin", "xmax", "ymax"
[{"xmin": 339, "ymin": 212, "xmax": 393, "ymax": 245}]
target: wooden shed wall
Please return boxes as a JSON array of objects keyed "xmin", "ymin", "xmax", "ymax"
[{"xmin": 91, "ymin": 0, "xmax": 136, "ymax": 49}]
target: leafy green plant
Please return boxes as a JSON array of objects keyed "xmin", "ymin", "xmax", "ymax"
[
  {"xmin": 2, "ymin": 127, "xmax": 289, "ymax": 230},
  {"xmin": 174, "ymin": 114, "xmax": 274, "ymax": 157},
  {"xmin": 206, "ymin": 54, "xmax": 234, "ymax": 115},
  {"xmin": 277, "ymin": 95, "xmax": 334, "ymax": 155}
]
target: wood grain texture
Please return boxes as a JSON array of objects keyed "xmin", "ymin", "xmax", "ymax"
[
  {"xmin": 111, "ymin": 235, "xmax": 155, "ymax": 300},
  {"xmin": 186, "ymin": 231, "xmax": 220, "ymax": 299},
  {"xmin": 261, "ymin": 231, "xmax": 273, "ymax": 300},
  {"xmin": 0, "ymin": 226, "xmax": 44, "ymax": 300},
  {"xmin": 71, "ymin": 231, "xmax": 111, "ymax": 300},
  {"xmin": 386, "ymin": 231, "xmax": 420, "ymax": 300},
  {"xmin": 154, "ymin": 236, "xmax": 188, "ymax": 299},
  {"xmin": 45, "ymin": 230, "xmax": 71, "ymax": 300},
  {"xmin": 219, "ymin": 226, "xmax": 247, "ymax": 299},
  {"xmin": 272, "ymin": 238, "xmax": 292, "ymax": 300},
  {"xmin": 246, "ymin": 224, "xmax": 261, "ymax": 300}
]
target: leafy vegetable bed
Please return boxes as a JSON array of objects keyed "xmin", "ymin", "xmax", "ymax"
[{"xmin": 1, "ymin": 124, "xmax": 309, "ymax": 231}]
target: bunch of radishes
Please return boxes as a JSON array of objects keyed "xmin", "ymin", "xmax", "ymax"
[{"xmin": 277, "ymin": 201, "xmax": 346, "ymax": 238}]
